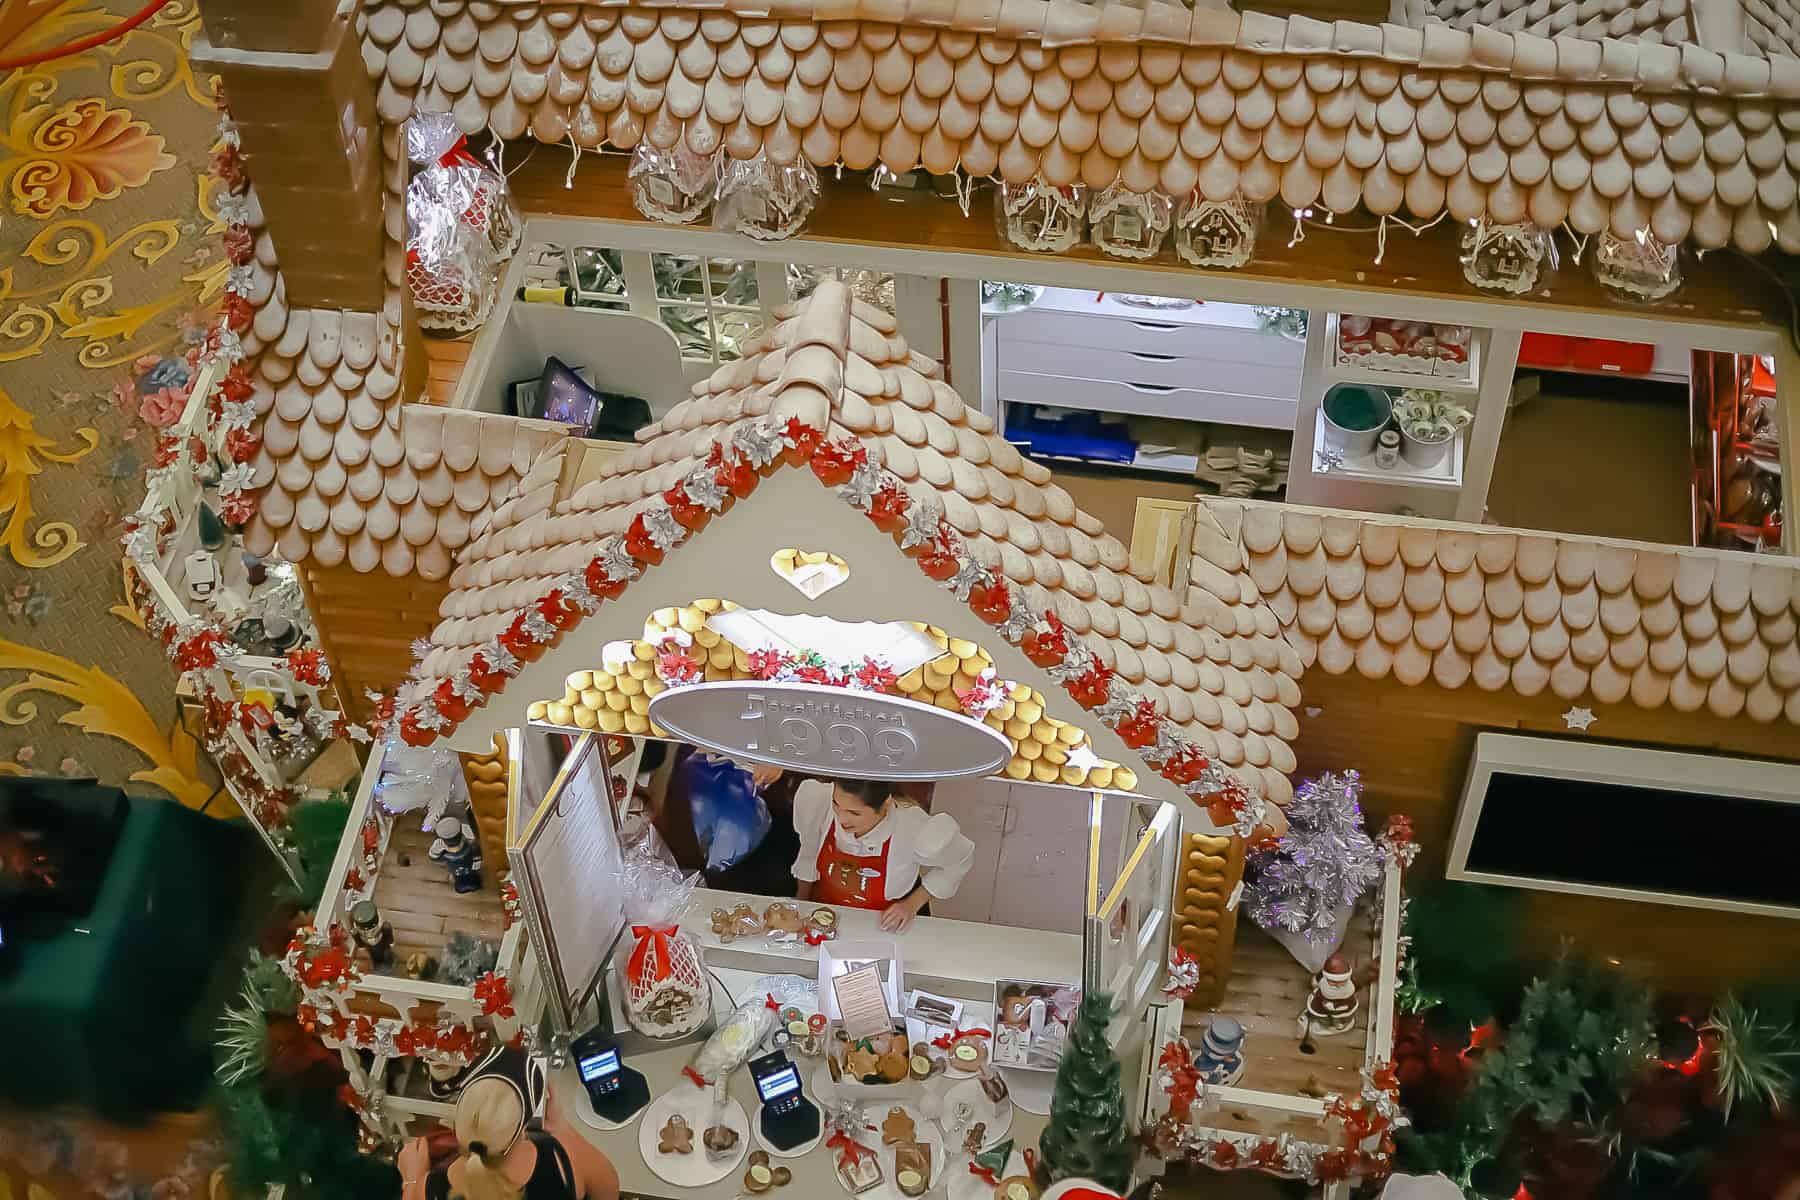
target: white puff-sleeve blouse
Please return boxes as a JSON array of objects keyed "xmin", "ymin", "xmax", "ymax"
[{"xmin": 791, "ymin": 780, "xmax": 976, "ymax": 903}]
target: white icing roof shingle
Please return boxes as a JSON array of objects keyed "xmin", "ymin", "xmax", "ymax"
[
  {"xmin": 359, "ymin": 0, "xmax": 1800, "ymax": 253},
  {"xmin": 1200, "ymin": 498, "xmax": 1800, "ymax": 723}
]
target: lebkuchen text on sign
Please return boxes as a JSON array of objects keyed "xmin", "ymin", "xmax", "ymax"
[{"xmin": 647, "ymin": 681, "xmax": 1013, "ymax": 782}]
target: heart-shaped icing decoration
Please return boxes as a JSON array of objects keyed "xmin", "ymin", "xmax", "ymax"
[{"xmin": 771, "ymin": 549, "xmax": 849, "ymax": 600}]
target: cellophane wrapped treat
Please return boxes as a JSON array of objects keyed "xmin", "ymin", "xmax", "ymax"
[
  {"xmin": 618, "ymin": 852, "xmax": 711, "ymax": 1039},
  {"xmin": 691, "ymin": 976, "xmax": 809, "ymax": 1081},
  {"xmin": 630, "ymin": 142, "xmax": 719, "ymax": 224},
  {"xmin": 404, "ymin": 114, "xmax": 518, "ymax": 331},
  {"xmin": 406, "ymin": 113, "xmax": 520, "ymax": 256},
  {"xmin": 714, "ymin": 152, "xmax": 819, "ymax": 240},
  {"xmin": 996, "ymin": 179, "xmax": 1086, "ymax": 252},
  {"xmin": 1089, "ymin": 184, "xmax": 1171, "ymax": 260}
]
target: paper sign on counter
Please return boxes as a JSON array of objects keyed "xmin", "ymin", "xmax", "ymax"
[{"xmin": 833, "ymin": 962, "xmax": 894, "ymax": 1040}]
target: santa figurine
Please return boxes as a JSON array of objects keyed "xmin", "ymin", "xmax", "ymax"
[
  {"xmin": 1304, "ymin": 954, "xmax": 1360, "ymax": 1037},
  {"xmin": 1195, "ymin": 1017, "xmax": 1245, "ymax": 1086},
  {"xmin": 431, "ymin": 816, "xmax": 483, "ymax": 894},
  {"xmin": 350, "ymin": 899, "xmax": 395, "ymax": 969}
]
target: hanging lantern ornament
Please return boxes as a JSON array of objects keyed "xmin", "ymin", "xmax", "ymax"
[
  {"xmin": 1592, "ymin": 229, "xmax": 1682, "ymax": 301},
  {"xmin": 714, "ymin": 152, "xmax": 820, "ymax": 241},
  {"xmin": 1460, "ymin": 219, "xmax": 1552, "ymax": 295},
  {"xmin": 1174, "ymin": 192, "xmax": 1261, "ymax": 269},
  {"xmin": 628, "ymin": 142, "xmax": 720, "ymax": 225},
  {"xmin": 1089, "ymin": 184, "xmax": 1173, "ymax": 260},
  {"xmin": 996, "ymin": 178, "xmax": 1088, "ymax": 253}
]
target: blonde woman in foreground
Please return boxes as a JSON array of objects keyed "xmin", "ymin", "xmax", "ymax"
[{"xmin": 398, "ymin": 1049, "xmax": 620, "ymax": 1200}]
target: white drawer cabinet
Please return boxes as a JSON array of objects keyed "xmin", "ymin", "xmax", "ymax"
[{"xmin": 991, "ymin": 289, "xmax": 1304, "ymax": 432}]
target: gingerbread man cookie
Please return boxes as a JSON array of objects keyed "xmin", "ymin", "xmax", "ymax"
[
  {"xmin": 658, "ymin": 1114, "xmax": 694, "ymax": 1155},
  {"xmin": 763, "ymin": 902, "xmax": 805, "ymax": 934},
  {"xmin": 881, "ymin": 1106, "xmax": 917, "ymax": 1146},
  {"xmin": 845, "ymin": 1046, "xmax": 881, "ymax": 1081}
]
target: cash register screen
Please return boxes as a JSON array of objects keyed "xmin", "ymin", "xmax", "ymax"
[
  {"xmin": 578, "ymin": 1048, "xmax": 620, "ymax": 1083},
  {"xmin": 755, "ymin": 1064, "xmax": 801, "ymax": 1103}
]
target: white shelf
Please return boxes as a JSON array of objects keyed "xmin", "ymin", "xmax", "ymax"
[
  {"xmin": 1310, "ymin": 412, "xmax": 1464, "ymax": 491},
  {"xmin": 1324, "ymin": 313, "xmax": 1481, "ymax": 391}
]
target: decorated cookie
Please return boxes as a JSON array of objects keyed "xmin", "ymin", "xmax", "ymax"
[
  {"xmin": 744, "ymin": 1150, "xmax": 786, "ymax": 1193},
  {"xmin": 995, "ymin": 1179, "xmax": 1039, "ymax": 1200},
  {"xmin": 979, "ymin": 1068, "xmax": 1009, "ymax": 1105},
  {"xmin": 893, "ymin": 1141, "xmax": 931, "ymax": 1197},
  {"xmin": 963, "ymin": 1123, "xmax": 988, "ymax": 1155},
  {"xmin": 878, "ymin": 1050, "xmax": 910, "ymax": 1083},
  {"xmin": 808, "ymin": 906, "xmax": 838, "ymax": 937},
  {"xmin": 881, "ymin": 1107, "xmax": 917, "ymax": 1146},
  {"xmin": 845, "ymin": 1046, "xmax": 880, "ymax": 1081},
  {"xmin": 658, "ymin": 1114, "xmax": 693, "ymax": 1155},
  {"xmin": 763, "ymin": 901, "xmax": 805, "ymax": 934}
]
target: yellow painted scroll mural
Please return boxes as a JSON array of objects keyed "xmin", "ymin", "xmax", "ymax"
[{"xmin": 0, "ymin": 384, "xmax": 95, "ymax": 568}]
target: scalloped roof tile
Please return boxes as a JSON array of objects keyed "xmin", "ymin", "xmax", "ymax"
[
  {"xmin": 1200, "ymin": 498, "xmax": 1800, "ymax": 724},
  {"xmin": 358, "ymin": 0, "xmax": 1800, "ymax": 253}
]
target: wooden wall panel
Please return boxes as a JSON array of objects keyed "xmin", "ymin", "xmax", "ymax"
[
  {"xmin": 1289, "ymin": 670, "xmax": 1800, "ymax": 990},
  {"xmin": 301, "ymin": 563, "xmax": 451, "ymax": 721}
]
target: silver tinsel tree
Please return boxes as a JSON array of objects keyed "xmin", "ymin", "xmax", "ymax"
[{"xmin": 1243, "ymin": 770, "xmax": 1381, "ymax": 947}]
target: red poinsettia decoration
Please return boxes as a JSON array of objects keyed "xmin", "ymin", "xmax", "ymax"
[
  {"xmin": 918, "ymin": 542, "xmax": 960, "ymax": 580},
  {"xmin": 219, "ymin": 363, "xmax": 253, "ymax": 403},
  {"xmin": 656, "ymin": 647, "xmax": 703, "ymax": 686},
  {"xmin": 867, "ymin": 480, "xmax": 910, "ymax": 531},
  {"xmin": 211, "ymin": 143, "xmax": 247, "ymax": 191},
  {"xmin": 434, "ymin": 679, "xmax": 472, "ymax": 723},
  {"xmin": 783, "ymin": 417, "xmax": 823, "ymax": 463},
  {"xmin": 1159, "ymin": 1039, "xmax": 1201, "ymax": 1122},
  {"xmin": 219, "ymin": 491, "xmax": 257, "ymax": 526},
  {"xmin": 474, "ymin": 971, "xmax": 515, "ymax": 1019},
  {"xmin": 536, "ymin": 588, "xmax": 579, "ymax": 631},
  {"xmin": 222, "ymin": 292, "xmax": 255, "ymax": 333},
  {"xmin": 286, "ymin": 647, "xmax": 330, "ymax": 686},
  {"xmin": 1116, "ymin": 699, "xmax": 1162, "ymax": 749},
  {"xmin": 793, "ymin": 661, "xmax": 839, "ymax": 685},
  {"xmin": 498, "ymin": 613, "xmax": 546, "ymax": 663},
  {"xmin": 1023, "ymin": 612, "xmax": 1069, "ymax": 667},
  {"xmin": 969, "ymin": 579, "xmax": 1010, "ymax": 625},
  {"xmin": 176, "ymin": 629, "xmax": 227, "ymax": 671},
  {"xmin": 223, "ymin": 225, "xmax": 255, "ymax": 266},
  {"xmin": 746, "ymin": 649, "xmax": 788, "ymax": 679},
  {"xmin": 584, "ymin": 554, "xmax": 627, "ymax": 600},
  {"xmin": 224, "ymin": 426, "xmax": 261, "ymax": 463},
  {"xmin": 299, "ymin": 945, "xmax": 354, "ymax": 991},
  {"xmin": 467, "ymin": 650, "xmax": 507, "ymax": 691},
  {"xmin": 663, "ymin": 483, "xmax": 707, "ymax": 530},
  {"xmin": 810, "ymin": 437, "xmax": 865, "ymax": 486},
  {"xmin": 398, "ymin": 710, "xmax": 434, "ymax": 746},
  {"xmin": 1249, "ymin": 1139, "xmax": 1284, "ymax": 1170},
  {"xmin": 1162, "ymin": 744, "xmax": 1212, "ymax": 786},
  {"xmin": 1211, "ymin": 1140, "xmax": 1240, "ymax": 1169},
  {"xmin": 853, "ymin": 658, "xmax": 899, "ymax": 692},
  {"xmin": 624, "ymin": 513, "xmax": 664, "ymax": 564},
  {"xmin": 1066, "ymin": 661, "xmax": 1114, "ymax": 709},
  {"xmin": 711, "ymin": 447, "xmax": 758, "ymax": 499}
]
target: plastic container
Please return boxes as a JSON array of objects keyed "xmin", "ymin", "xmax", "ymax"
[{"xmin": 1321, "ymin": 384, "xmax": 1393, "ymax": 456}]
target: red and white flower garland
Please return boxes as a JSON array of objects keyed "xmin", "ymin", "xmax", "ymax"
[{"xmin": 392, "ymin": 417, "xmax": 1269, "ymax": 840}]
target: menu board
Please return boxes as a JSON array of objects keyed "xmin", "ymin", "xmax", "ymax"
[{"xmin": 510, "ymin": 733, "xmax": 626, "ymax": 1032}]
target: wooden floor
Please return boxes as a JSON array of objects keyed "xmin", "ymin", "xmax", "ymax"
[
  {"xmin": 1183, "ymin": 917, "xmax": 1371, "ymax": 1139},
  {"xmin": 368, "ymin": 820, "xmax": 507, "ymax": 976}
]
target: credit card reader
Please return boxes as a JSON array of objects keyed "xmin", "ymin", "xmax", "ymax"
[
  {"xmin": 572, "ymin": 1029, "xmax": 650, "ymax": 1124},
  {"xmin": 749, "ymin": 1050, "xmax": 820, "ymax": 1150}
]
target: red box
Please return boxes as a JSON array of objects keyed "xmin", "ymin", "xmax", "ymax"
[{"xmin": 1569, "ymin": 338, "xmax": 1654, "ymax": 375}]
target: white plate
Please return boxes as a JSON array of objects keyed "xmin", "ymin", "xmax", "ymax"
[
  {"xmin": 999, "ymin": 1068, "xmax": 1054, "ymax": 1117},
  {"xmin": 753, "ymin": 1103, "xmax": 825, "ymax": 1158},
  {"xmin": 848, "ymin": 1103, "xmax": 944, "ymax": 1200},
  {"xmin": 942, "ymin": 1078, "xmax": 1012, "ymax": 1150},
  {"xmin": 637, "ymin": 1087, "xmax": 750, "ymax": 1189}
]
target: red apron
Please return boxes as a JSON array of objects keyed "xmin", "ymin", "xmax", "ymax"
[{"xmin": 813, "ymin": 820, "xmax": 891, "ymax": 911}]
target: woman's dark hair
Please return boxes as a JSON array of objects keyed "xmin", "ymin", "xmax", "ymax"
[{"xmin": 832, "ymin": 778, "xmax": 897, "ymax": 810}]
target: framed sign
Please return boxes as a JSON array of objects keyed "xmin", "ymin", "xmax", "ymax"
[
  {"xmin": 509, "ymin": 733, "xmax": 628, "ymax": 1034},
  {"xmin": 647, "ymin": 681, "xmax": 1012, "ymax": 781}
]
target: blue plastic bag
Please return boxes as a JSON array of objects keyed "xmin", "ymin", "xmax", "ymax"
[{"xmin": 683, "ymin": 752, "xmax": 771, "ymax": 872}]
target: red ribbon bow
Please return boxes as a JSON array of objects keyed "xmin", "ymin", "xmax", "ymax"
[
  {"xmin": 682, "ymin": 1066, "xmax": 710, "ymax": 1090},
  {"xmin": 968, "ymin": 1164, "xmax": 999, "ymax": 1186},
  {"xmin": 766, "ymin": 993, "xmax": 781, "ymax": 1011},
  {"xmin": 627, "ymin": 924, "xmax": 679, "ymax": 985},
  {"xmin": 437, "ymin": 135, "xmax": 482, "ymax": 170},
  {"xmin": 931, "ymin": 1027, "xmax": 993, "ymax": 1049},
  {"xmin": 827, "ymin": 1130, "xmax": 872, "ymax": 1166}
]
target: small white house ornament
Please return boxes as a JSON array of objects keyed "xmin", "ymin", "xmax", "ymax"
[
  {"xmin": 1088, "ymin": 184, "xmax": 1172, "ymax": 260},
  {"xmin": 996, "ymin": 178, "xmax": 1087, "ymax": 253},
  {"xmin": 1174, "ymin": 192, "xmax": 1260, "ymax": 268},
  {"xmin": 1592, "ymin": 230, "xmax": 1682, "ymax": 301},
  {"xmin": 1460, "ymin": 219, "xmax": 1551, "ymax": 294}
]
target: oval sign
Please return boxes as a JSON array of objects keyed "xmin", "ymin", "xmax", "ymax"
[{"xmin": 647, "ymin": 681, "xmax": 1014, "ymax": 782}]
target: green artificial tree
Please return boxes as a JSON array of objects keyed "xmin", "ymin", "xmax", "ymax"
[{"xmin": 1038, "ymin": 991, "xmax": 1134, "ymax": 1194}]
